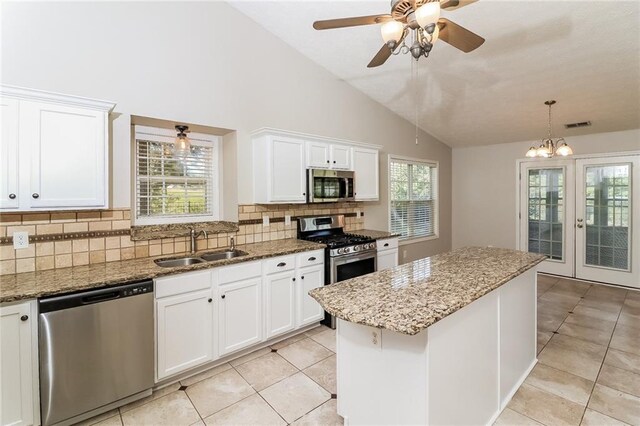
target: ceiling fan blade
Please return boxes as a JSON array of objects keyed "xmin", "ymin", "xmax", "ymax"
[
  {"xmin": 313, "ymin": 14, "xmax": 393, "ymax": 30},
  {"xmin": 367, "ymin": 44, "xmax": 393, "ymax": 68},
  {"xmin": 438, "ymin": 18, "xmax": 485, "ymax": 53},
  {"xmin": 440, "ymin": 0, "xmax": 479, "ymax": 11}
]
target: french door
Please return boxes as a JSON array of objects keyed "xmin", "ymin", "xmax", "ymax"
[{"xmin": 519, "ymin": 154, "xmax": 639, "ymax": 288}]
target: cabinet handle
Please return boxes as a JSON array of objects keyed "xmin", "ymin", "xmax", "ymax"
[
  {"xmin": 32, "ymin": 193, "xmax": 40, "ymax": 199},
  {"xmin": 9, "ymin": 193, "xmax": 16, "ymax": 199},
  {"xmin": 21, "ymin": 315, "xmax": 28, "ymax": 321},
  {"xmin": 308, "ymin": 256, "xmax": 316, "ymax": 261},
  {"xmin": 333, "ymin": 160, "xmax": 336, "ymax": 163},
  {"xmin": 301, "ymin": 276, "xmax": 305, "ymax": 280},
  {"xmin": 302, "ymin": 192, "xmax": 306, "ymax": 196},
  {"xmin": 221, "ymin": 294, "xmax": 226, "ymax": 299},
  {"xmin": 326, "ymin": 160, "xmax": 330, "ymax": 164},
  {"xmin": 292, "ymin": 277, "xmax": 296, "ymax": 281},
  {"xmin": 384, "ymin": 243, "xmax": 389, "ymax": 247},
  {"xmin": 277, "ymin": 262, "xmax": 286, "ymax": 267},
  {"xmin": 208, "ymin": 298, "xmax": 212, "ymax": 303}
]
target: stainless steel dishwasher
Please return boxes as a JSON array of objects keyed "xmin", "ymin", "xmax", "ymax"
[{"xmin": 39, "ymin": 280, "xmax": 154, "ymax": 426}]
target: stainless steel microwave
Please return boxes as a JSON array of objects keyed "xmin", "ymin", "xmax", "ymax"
[{"xmin": 307, "ymin": 169, "xmax": 355, "ymax": 203}]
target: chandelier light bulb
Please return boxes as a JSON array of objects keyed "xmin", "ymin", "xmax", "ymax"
[
  {"xmin": 431, "ymin": 25, "xmax": 440, "ymax": 44},
  {"xmin": 536, "ymin": 144, "xmax": 551, "ymax": 158},
  {"xmin": 381, "ymin": 20, "xmax": 405, "ymax": 44},
  {"xmin": 525, "ymin": 147, "xmax": 538, "ymax": 158},
  {"xmin": 415, "ymin": 1, "xmax": 441, "ymax": 28},
  {"xmin": 556, "ymin": 141, "xmax": 573, "ymax": 157}
]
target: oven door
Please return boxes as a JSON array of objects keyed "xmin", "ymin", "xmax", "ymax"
[{"xmin": 329, "ymin": 251, "xmax": 377, "ymax": 284}]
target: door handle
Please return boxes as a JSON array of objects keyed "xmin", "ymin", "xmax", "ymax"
[
  {"xmin": 32, "ymin": 193, "xmax": 40, "ymax": 199},
  {"xmin": 577, "ymin": 218, "xmax": 583, "ymax": 222},
  {"xmin": 577, "ymin": 223, "xmax": 584, "ymax": 228},
  {"xmin": 9, "ymin": 193, "xmax": 16, "ymax": 199},
  {"xmin": 21, "ymin": 315, "xmax": 28, "ymax": 321}
]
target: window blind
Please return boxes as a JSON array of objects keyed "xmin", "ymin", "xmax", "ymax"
[
  {"xmin": 389, "ymin": 158, "xmax": 437, "ymax": 239},
  {"xmin": 135, "ymin": 138, "xmax": 215, "ymax": 220}
]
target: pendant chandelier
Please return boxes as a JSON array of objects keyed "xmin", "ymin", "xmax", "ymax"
[
  {"xmin": 526, "ymin": 100, "xmax": 573, "ymax": 158},
  {"xmin": 174, "ymin": 125, "xmax": 191, "ymax": 156}
]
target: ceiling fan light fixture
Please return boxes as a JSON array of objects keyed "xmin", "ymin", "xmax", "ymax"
[
  {"xmin": 381, "ymin": 20, "xmax": 405, "ymax": 44},
  {"xmin": 415, "ymin": 1, "xmax": 441, "ymax": 28}
]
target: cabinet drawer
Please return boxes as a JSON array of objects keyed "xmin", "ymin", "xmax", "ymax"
[
  {"xmin": 218, "ymin": 260, "xmax": 262, "ymax": 285},
  {"xmin": 378, "ymin": 238, "xmax": 399, "ymax": 251},
  {"xmin": 296, "ymin": 250, "xmax": 324, "ymax": 268},
  {"xmin": 264, "ymin": 255, "xmax": 296, "ymax": 274},
  {"xmin": 155, "ymin": 270, "xmax": 212, "ymax": 298}
]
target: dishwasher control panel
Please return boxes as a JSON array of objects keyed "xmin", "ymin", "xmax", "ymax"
[{"xmin": 122, "ymin": 282, "xmax": 153, "ymax": 297}]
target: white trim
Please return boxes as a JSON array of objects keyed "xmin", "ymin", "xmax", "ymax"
[
  {"xmin": 0, "ymin": 84, "xmax": 115, "ymax": 112},
  {"xmin": 388, "ymin": 154, "xmax": 440, "ymax": 241},
  {"xmin": 251, "ymin": 127, "xmax": 383, "ymax": 150}
]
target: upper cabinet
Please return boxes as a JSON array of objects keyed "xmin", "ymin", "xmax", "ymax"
[
  {"xmin": 0, "ymin": 85, "xmax": 115, "ymax": 211},
  {"xmin": 253, "ymin": 128, "xmax": 381, "ymax": 203}
]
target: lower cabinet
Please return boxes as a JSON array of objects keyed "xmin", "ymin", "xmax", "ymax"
[
  {"xmin": 377, "ymin": 238, "xmax": 399, "ymax": 271},
  {"xmin": 297, "ymin": 264, "xmax": 324, "ymax": 327},
  {"xmin": 0, "ymin": 300, "xmax": 39, "ymax": 426},
  {"xmin": 218, "ymin": 277, "xmax": 263, "ymax": 357},
  {"xmin": 264, "ymin": 270, "xmax": 296, "ymax": 339}
]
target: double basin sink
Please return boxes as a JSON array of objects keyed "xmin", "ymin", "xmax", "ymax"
[{"xmin": 154, "ymin": 249, "xmax": 248, "ymax": 268}]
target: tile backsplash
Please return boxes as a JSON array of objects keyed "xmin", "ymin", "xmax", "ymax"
[{"xmin": 0, "ymin": 203, "xmax": 364, "ymax": 275}]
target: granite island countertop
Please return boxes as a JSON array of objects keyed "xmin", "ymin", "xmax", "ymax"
[
  {"xmin": 309, "ymin": 246, "xmax": 545, "ymax": 335},
  {"xmin": 0, "ymin": 239, "xmax": 324, "ymax": 303}
]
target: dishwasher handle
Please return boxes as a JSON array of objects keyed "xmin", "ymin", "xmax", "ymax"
[{"xmin": 81, "ymin": 291, "xmax": 120, "ymax": 305}]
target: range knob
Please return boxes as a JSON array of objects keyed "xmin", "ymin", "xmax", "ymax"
[
  {"xmin": 353, "ymin": 245, "xmax": 359, "ymax": 252},
  {"xmin": 364, "ymin": 243, "xmax": 371, "ymax": 250},
  {"xmin": 344, "ymin": 247, "xmax": 351, "ymax": 254},
  {"xmin": 337, "ymin": 248, "xmax": 344, "ymax": 254}
]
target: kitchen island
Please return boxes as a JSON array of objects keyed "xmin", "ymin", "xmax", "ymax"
[{"xmin": 309, "ymin": 246, "xmax": 545, "ymax": 426}]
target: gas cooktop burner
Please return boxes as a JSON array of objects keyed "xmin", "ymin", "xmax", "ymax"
[
  {"xmin": 297, "ymin": 215, "xmax": 377, "ymax": 257},
  {"xmin": 307, "ymin": 233, "xmax": 374, "ymax": 249}
]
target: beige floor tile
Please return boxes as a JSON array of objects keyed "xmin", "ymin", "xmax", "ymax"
[
  {"xmin": 180, "ymin": 363, "xmax": 233, "ymax": 387},
  {"xmin": 493, "ymin": 408, "xmax": 542, "ymax": 425},
  {"xmin": 203, "ymin": 394, "xmax": 286, "ymax": 426},
  {"xmin": 604, "ymin": 348, "xmax": 640, "ymax": 375},
  {"xmin": 92, "ymin": 414, "xmax": 123, "ymax": 426},
  {"xmin": 524, "ymin": 363, "xmax": 594, "ymax": 406},
  {"xmin": 538, "ymin": 310, "xmax": 568, "ymax": 333},
  {"xmin": 610, "ymin": 324, "xmax": 640, "ymax": 355},
  {"xmin": 309, "ymin": 329, "xmax": 336, "ymax": 352},
  {"xmin": 578, "ymin": 298, "xmax": 623, "ymax": 315},
  {"xmin": 552, "ymin": 279, "xmax": 591, "ymax": 297},
  {"xmin": 270, "ymin": 333, "xmax": 308, "ymax": 350},
  {"xmin": 304, "ymin": 325, "xmax": 331, "ymax": 337},
  {"xmin": 584, "ymin": 285, "xmax": 628, "ymax": 304},
  {"xmin": 290, "ymin": 399, "xmax": 342, "ymax": 426},
  {"xmin": 537, "ymin": 274, "xmax": 559, "ymax": 291},
  {"xmin": 580, "ymin": 408, "xmax": 630, "ymax": 426},
  {"xmin": 76, "ymin": 409, "xmax": 120, "ymax": 426},
  {"xmin": 229, "ymin": 347, "xmax": 272, "ymax": 367},
  {"xmin": 564, "ymin": 312, "xmax": 617, "ymax": 333},
  {"xmin": 539, "ymin": 292, "xmax": 582, "ymax": 311},
  {"xmin": 186, "ymin": 369, "xmax": 255, "ymax": 418},
  {"xmin": 625, "ymin": 292, "xmax": 640, "ymax": 309},
  {"xmin": 260, "ymin": 372, "xmax": 330, "ymax": 423},
  {"xmin": 588, "ymin": 384, "xmax": 640, "ymax": 426},
  {"xmin": 537, "ymin": 331, "xmax": 553, "ymax": 354},
  {"xmin": 618, "ymin": 305, "xmax": 640, "ymax": 330},
  {"xmin": 303, "ymin": 355, "xmax": 336, "ymax": 394},
  {"xmin": 277, "ymin": 338, "xmax": 333, "ymax": 370},
  {"xmin": 571, "ymin": 304, "xmax": 621, "ymax": 322},
  {"xmin": 597, "ymin": 364, "xmax": 640, "ymax": 398},
  {"xmin": 557, "ymin": 322, "xmax": 614, "ymax": 346},
  {"xmin": 119, "ymin": 383, "xmax": 181, "ymax": 413},
  {"xmin": 538, "ymin": 335, "xmax": 607, "ymax": 381},
  {"xmin": 121, "ymin": 391, "xmax": 200, "ymax": 426},
  {"xmin": 235, "ymin": 353, "xmax": 298, "ymax": 391},
  {"xmin": 508, "ymin": 383, "xmax": 585, "ymax": 426}
]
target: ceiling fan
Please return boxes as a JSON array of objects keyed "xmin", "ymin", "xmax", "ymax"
[{"xmin": 313, "ymin": 0, "xmax": 485, "ymax": 68}]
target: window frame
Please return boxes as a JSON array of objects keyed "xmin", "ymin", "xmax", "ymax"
[
  {"xmin": 132, "ymin": 125, "xmax": 223, "ymax": 226},
  {"xmin": 387, "ymin": 154, "xmax": 439, "ymax": 244}
]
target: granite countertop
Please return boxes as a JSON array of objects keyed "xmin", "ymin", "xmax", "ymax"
[
  {"xmin": 309, "ymin": 246, "xmax": 545, "ymax": 335},
  {"xmin": 0, "ymin": 239, "xmax": 324, "ymax": 303},
  {"xmin": 356, "ymin": 229, "xmax": 401, "ymax": 240}
]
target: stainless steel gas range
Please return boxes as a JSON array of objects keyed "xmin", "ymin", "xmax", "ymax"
[{"xmin": 298, "ymin": 215, "xmax": 377, "ymax": 328}]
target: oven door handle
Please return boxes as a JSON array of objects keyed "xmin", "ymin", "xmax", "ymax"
[{"xmin": 332, "ymin": 251, "xmax": 376, "ymax": 265}]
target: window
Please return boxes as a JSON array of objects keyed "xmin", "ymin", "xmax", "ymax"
[
  {"xmin": 134, "ymin": 126, "xmax": 221, "ymax": 225},
  {"xmin": 389, "ymin": 156, "xmax": 438, "ymax": 240}
]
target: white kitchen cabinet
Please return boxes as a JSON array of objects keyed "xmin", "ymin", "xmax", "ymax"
[
  {"xmin": 377, "ymin": 237, "xmax": 399, "ymax": 271},
  {"xmin": 306, "ymin": 141, "xmax": 330, "ymax": 168},
  {"xmin": 0, "ymin": 85, "xmax": 115, "ymax": 211},
  {"xmin": 218, "ymin": 277, "xmax": 263, "ymax": 356},
  {"xmin": 264, "ymin": 270, "xmax": 297, "ymax": 339},
  {"xmin": 253, "ymin": 133, "xmax": 306, "ymax": 203},
  {"xmin": 297, "ymin": 264, "xmax": 324, "ymax": 327},
  {"xmin": 330, "ymin": 144, "xmax": 351, "ymax": 170},
  {"xmin": 1, "ymin": 300, "xmax": 39, "ymax": 426},
  {"xmin": 353, "ymin": 147, "xmax": 379, "ymax": 201}
]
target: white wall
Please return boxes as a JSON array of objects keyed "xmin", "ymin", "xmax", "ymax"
[
  {"xmin": 452, "ymin": 129, "xmax": 640, "ymax": 249},
  {"xmin": 1, "ymin": 1, "xmax": 452, "ymax": 259}
]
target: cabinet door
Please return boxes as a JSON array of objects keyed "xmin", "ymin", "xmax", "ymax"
[
  {"xmin": 353, "ymin": 148, "xmax": 379, "ymax": 200},
  {"xmin": 265, "ymin": 270, "xmax": 296, "ymax": 339},
  {"xmin": 1, "ymin": 302, "xmax": 35, "ymax": 426},
  {"xmin": 377, "ymin": 249, "xmax": 398, "ymax": 271},
  {"xmin": 0, "ymin": 98, "xmax": 20, "ymax": 210},
  {"xmin": 270, "ymin": 136, "xmax": 306, "ymax": 202},
  {"xmin": 218, "ymin": 278, "xmax": 262, "ymax": 356},
  {"xmin": 297, "ymin": 265, "xmax": 325, "ymax": 327},
  {"xmin": 20, "ymin": 101, "xmax": 107, "ymax": 209},
  {"xmin": 156, "ymin": 289, "xmax": 214, "ymax": 380},
  {"xmin": 306, "ymin": 141, "xmax": 330, "ymax": 169},
  {"xmin": 330, "ymin": 145, "xmax": 352, "ymax": 170}
]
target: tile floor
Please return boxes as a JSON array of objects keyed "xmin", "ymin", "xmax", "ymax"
[{"xmin": 79, "ymin": 273, "xmax": 640, "ymax": 426}]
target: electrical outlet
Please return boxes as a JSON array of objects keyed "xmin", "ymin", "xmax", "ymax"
[
  {"xmin": 13, "ymin": 231, "xmax": 29, "ymax": 249},
  {"xmin": 285, "ymin": 215, "xmax": 291, "ymax": 226},
  {"xmin": 262, "ymin": 215, "xmax": 270, "ymax": 227}
]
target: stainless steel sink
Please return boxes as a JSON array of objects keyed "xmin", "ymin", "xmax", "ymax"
[
  {"xmin": 154, "ymin": 257, "xmax": 206, "ymax": 267},
  {"xmin": 200, "ymin": 250, "xmax": 248, "ymax": 262}
]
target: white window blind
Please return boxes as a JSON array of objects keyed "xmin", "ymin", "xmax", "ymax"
[
  {"xmin": 134, "ymin": 127, "xmax": 219, "ymax": 225},
  {"xmin": 389, "ymin": 157, "xmax": 438, "ymax": 240}
]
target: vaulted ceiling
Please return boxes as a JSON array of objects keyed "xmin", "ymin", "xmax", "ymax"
[{"xmin": 231, "ymin": 1, "xmax": 640, "ymax": 147}]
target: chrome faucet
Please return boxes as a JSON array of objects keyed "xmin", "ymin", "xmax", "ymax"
[
  {"xmin": 189, "ymin": 228, "xmax": 208, "ymax": 255},
  {"xmin": 229, "ymin": 236, "xmax": 235, "ymax": 251}
]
